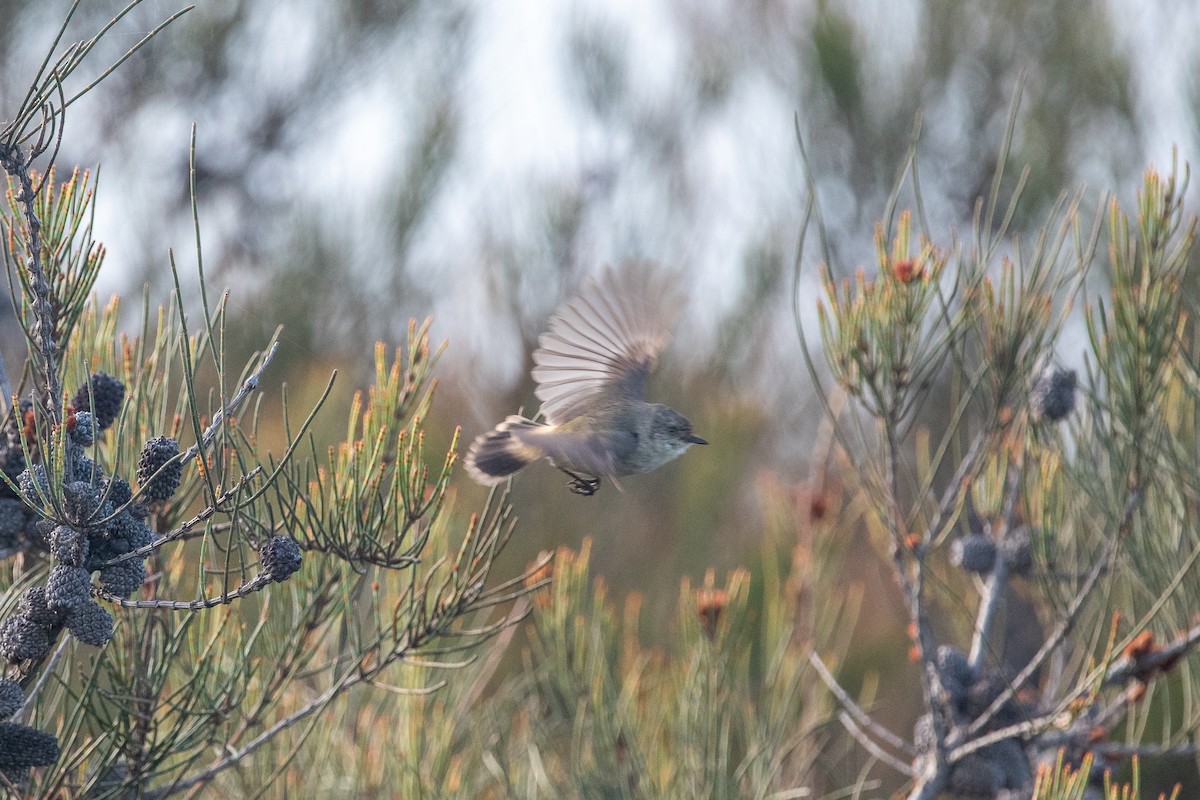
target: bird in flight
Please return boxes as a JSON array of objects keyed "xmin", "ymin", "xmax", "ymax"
[{"xmin": 465, "ymin": 262, "xmax": 706, "ymax": 495}]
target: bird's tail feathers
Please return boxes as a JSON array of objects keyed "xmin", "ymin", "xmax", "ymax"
[{"xmin": 464, "ymin": 416, "xmax": 548, "ymax": 485}]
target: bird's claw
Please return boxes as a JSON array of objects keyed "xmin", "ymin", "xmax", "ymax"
[{"xmin": 562, "ymin": 470, "xmax": 601, "ymax": 496}]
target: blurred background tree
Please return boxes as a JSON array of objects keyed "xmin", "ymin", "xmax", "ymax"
[
  {"xmin": 0, "ymin": 0, "xmax": 1185, "ymax": 602},
  {"xmin": 3, "ymin": 0, "xmax": 1200, "ymax": 796}
]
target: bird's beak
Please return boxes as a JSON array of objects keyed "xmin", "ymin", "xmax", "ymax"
[{"xmin": 687, "ymin": 434, "xmax": 708, "ymax": 445}]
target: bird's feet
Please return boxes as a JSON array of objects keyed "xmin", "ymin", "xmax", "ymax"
[{"xmin": 561, "ymin": 469, "xmax": 601, "ymax": 496}]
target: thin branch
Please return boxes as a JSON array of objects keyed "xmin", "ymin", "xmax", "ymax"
[
  {"xmin": 966, "ymin": 492, "xmax": 1137, "ymax": 738},
  {"xmin": 949, "ymin": 712, "xmax": 1059, "ymax": 763},
  {"xmin": 180, "ymin": 341, "xmax": 280, "ymax": 465},
  {"xmin": 156, "ymin": 599, "xmax": 529, "ymax": 797},
  {"xmin": 101, "ymin": 468, "xmax": 263, "ymax": 566},
  {"xmin": 837, "ymin": 711, "xmax": 916, "ymax": 777},
  {"xmin": 968, "ymin": 455, "xmax": 1022, "ymax": 670},
  {"xmin": 154, "ymin": 664, "xmax": 360, "ymax": 799},
  {"xmin": 809, "ymin": 651, "xmax": 915, "ymax": 756},
  {"xmin": 59, "ymin": 6, "xmax": 196, "ymax": 113},
  {"xmin": 966, "ymin": 536, "xmax": 1118, "ymax": 738},
  {"xmin": 96, "ymin": 572, "xmax": 273, "ymax": 610}
]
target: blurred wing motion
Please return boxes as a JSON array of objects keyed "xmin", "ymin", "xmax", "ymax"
[
  {"xmin": 531, "ymin": 262, "xmax": 685, "ymax": 425},
  {"xmin": 465, "ymin": 262, "xmax": 684, "ymax": 488}
]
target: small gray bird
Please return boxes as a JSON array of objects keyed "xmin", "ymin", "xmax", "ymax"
[{"xmin": 465, "ymin": 262, "xmax": 706, "ymax": 495}]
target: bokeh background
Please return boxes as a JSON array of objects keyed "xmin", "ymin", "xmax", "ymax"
[{"xmin": 3, "ymin": 0, "xmax": 1200, "ymax": 792}]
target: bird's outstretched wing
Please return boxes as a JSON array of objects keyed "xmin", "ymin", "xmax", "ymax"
[{"xmin": 531, "ymin": 262, "xmax": 685, "ymax": 425}]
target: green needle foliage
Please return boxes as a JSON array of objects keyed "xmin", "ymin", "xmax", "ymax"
[
  {"xmin": 1034, "ymin": 755, "xmax": 1180, "ymax": 800},
  {"xmin": 4, "ymin": 4, "xmax": 1198, "ymax": 800},
  {"xmin": 0, "ymin": 4, "xmax": 537, "ymax": 797},
  {"xmin": 430, "ymin": 476, "xmax": 861, "ymax": 799},
  {"xmin": 2, "ymin": 167, "xmax": 104, "ymax": 358},
  {"xmin": 799, "ymin": 88, "xmax": 1200, "ymax": 798}
]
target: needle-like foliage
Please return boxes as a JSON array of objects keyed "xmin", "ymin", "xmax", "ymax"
[
  {"xmin": 798, "ymin": 86, "xmax": 1200, "ymax": 799},
  {"xmin": 0, "ymin": 5, "xmax": 537, "ymax": 797}
]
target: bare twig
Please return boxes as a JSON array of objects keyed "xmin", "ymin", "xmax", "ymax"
[
  {"xmin": 153, "ymin": 665, "xmax": 359, "ymax": 799},
  {"xmin": 837, "ymin": 711, "xmax": 916, "ymax": 777},
  {"xmin": 966, "ymin": 496, "xmax": 1135, "ymax": 738},
  {"xmin": 180, "ymin": 341, "xmax": 280, "ymax": 465},
  {"xmin": 96, "ymin": 572, "xmax": 273, "ymax": 610},
  {"xmin": 949, "ymin": 712, "xmax": 1058, "ymax": 763},
  {"xmin": 100, "ymin": 468, "xmax": 263, "ymax": 567},
  {"xmin": 968, "ymin": 455, "xmax": 1022, "ymax": 670},
  {"xmin": 809, "ymin": 650, "xmax": 915, "ymax": 756},
  {"xmin": 155, "ymin": 598, "xmax": 529, "ymax": 798},
  {"xmin": 966, "ymin": 545, "xmax": 1116, "ymax": 739}
]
